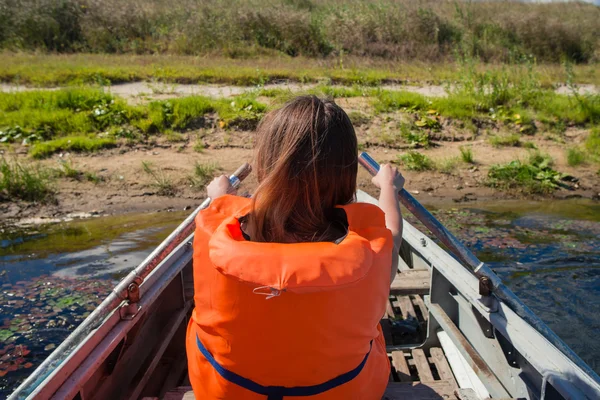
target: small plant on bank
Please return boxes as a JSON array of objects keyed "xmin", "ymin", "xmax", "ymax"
[
  {"xmin": 347, "ymin": 111, "xmax": 371, "ymax": 127},
  {"xmin": 585, "ymin": 127, "xmax": 600, "ymax": 161},
  {"xmin": 193, "ymin": 141, "xmax": 206, "ymax": 153},
  {"xmin": 397, "ymin": 151, "xmax": 433, "ymax": 171},
  {"xmin": 84, "ymin": 172, "xmax": 104, "ymax": 184},
  {"xmin": 489, "ymin": 134, "xmax": 521, "ymax": 148},
  {"xmin": 486, "ymin": 152, "xmax": 567, "ymax": 194},
  {"xmin": 56, "ymin": 160, "xmax": 82, "ymax": 180},
  {"xmin": 436, "ymin": 157, "xmax": 461, "ymax": 174},
  {"xmin": 566, "ymin": 148, "xmax": 586, "ymax": 166},
  {"xmin": 164, "ymin": 130, "xmax": 186, "ymax": 143},
  {"xmin": 188, "ymin": 162, "xmax": 220, "ymax": 190},
  {"xmin": 400, "ymin": 123, "xmax": 430, "ymax": 148},
  {"xmin": 141, "ymin": 161, "xmax": 176, "ymax": 196},
  {"xmin": 0, "ymin": 158, "xmax": 54, "ymax": 202},
  {"xmin": 459, "ymin": 146, "xmax": 474, "ymax": 164}
]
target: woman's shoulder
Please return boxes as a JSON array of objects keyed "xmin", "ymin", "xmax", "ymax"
[
  {"xmin": 195, "ymin": 195, "xmax": 252, "ymax": 233},
  {"xmin": 338, "ymin": 202, "xmax": 387, "ymax": 230}
]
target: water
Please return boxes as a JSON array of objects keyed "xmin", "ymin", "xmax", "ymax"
[{"xmin": 0, "ymin": 201, "xmax": 599, "ymax": 396}]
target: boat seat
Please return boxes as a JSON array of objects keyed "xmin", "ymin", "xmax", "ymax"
[{"xmin": 390, "ymin": 269, "xmax": 430, "ymax": 295}]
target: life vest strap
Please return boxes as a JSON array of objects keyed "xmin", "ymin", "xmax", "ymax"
[{"xmin": 195, "ymin": 334, "xmax": 373, "ymax": 398}]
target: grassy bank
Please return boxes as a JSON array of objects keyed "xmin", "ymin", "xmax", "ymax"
[
  {"xmin": 1, "ymin": 1, "xmax": 599, "ymax": 63},
  {"xmin": 1, "ymin": 53, "xmax": 600, "ymax": 87},
  {"xmin": 0, "ymin": 87, "xmax": 268, "ymax": 157}
]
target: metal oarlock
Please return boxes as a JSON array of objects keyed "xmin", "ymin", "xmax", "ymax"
[{"xmin": 357, "ymin": 151, "xmax": 600, "ymax": 385}]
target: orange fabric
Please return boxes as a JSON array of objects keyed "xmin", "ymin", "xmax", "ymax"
[{"xmin": 186, "ymin": 195, "xmax": 393, "ymax": 399}]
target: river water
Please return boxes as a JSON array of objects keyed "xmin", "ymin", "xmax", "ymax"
[{"xmin": 1, "ymin": 200, "xmax": 599, "ymax": 396}]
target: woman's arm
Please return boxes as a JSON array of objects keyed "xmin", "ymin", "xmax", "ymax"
[{"xmin": 371, "ymin": 164, "xmax": 405, "ymax": 284}]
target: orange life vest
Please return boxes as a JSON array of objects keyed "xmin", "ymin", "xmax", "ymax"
[{"xmin": 186, "ymin": 195, "xmax": 393, "ymax": 400}]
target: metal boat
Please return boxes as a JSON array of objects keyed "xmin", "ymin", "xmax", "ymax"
[{"xmin": 9, "ymin": 154, "xmax": 600, "ymax": 400}]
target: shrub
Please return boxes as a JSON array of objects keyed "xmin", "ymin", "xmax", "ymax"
[
  {"xmin": 397, "ymin": 151, "xmax": 433, "ymax": 171},
  {"xmin": 487, "ymin": 152, "xmax": 563, "ymax": 194},
  {"xmin": 0, "ymin": 158, "xmax": 54, "ymax": 202}
]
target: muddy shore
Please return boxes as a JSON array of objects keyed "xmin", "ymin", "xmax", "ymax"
[
  {"xmin": 1, "ymin": 139, "xmax": 598, "ymax": 228},
  {"xmin": 1, "ymin": 84, "xmax": 599, "ymax": 228}
]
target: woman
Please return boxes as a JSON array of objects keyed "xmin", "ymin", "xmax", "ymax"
[{"xmin": 186, "ymin": 95, "xmax": 405, "ymax": 400}]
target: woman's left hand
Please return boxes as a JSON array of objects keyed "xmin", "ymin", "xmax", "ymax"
[{"xmin": 207, "ymin": 175, "xmax": 236, "ymax": 199}]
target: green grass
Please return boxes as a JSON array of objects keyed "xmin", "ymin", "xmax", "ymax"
[
  {"xmin": 459, "ymin": 146, "xmax": 475, "ymax": 164},
  {"xmin": 397, "ymin": 151, "xmax": 433, "ymax": 171},
  {"xmin": 0, "ymin": 54, "xmax": 485, "ymax": 87},
  {"xmin": 487, "ymin": 152, "xmax": 564, "ymax": 194},
  {"xmin": 30, "ymin": 136, "xmax": 117, "ymax": 159},
  {"xmin": 54, "ymin": 160, "xmax": 104, "ymax": 183},
  {"xmin": 347, "ymin": 111, "xmax": 371, "ymax": 127},
  {"xmin": 436, "ymin": 157, "xmax": 461, "ymax": 174},
  {"xmin": 586, "ymin": 127, "xmax": 600, "ymax": 161},
  {"xmin": 0, "ymin": 88, "xmax": 113, "ymax": 112},
  {"xmin": 55, "ymin": 160, "xmax": 81, "ymax": 179},
  {"xmin": 141, "ymin": 161, "xmax": 176, "ymax": 196},
  {"xmin": 1, "ymin": 89, "xmax": 268, "ymax": 156},
  {"xmin": 566, "ymin": 148, "xmax": 586, "ymax": 166},
  {"xmin": 164, "ymin": 130, "xmax": 186, "ymax": 143},
  {"xmin": 84, "ymin": 172, "xmax": 104, "ymax": 184},
  {"xmin": 400, "ymin": 124, "xmax": 430, "ymax": 148},
  {"xmin": 374, "ymin": 91, "xmax": 430, "ymax": 114},
  {"xmin": 188, "ymin": 161, "xmax": 220, "ymax": 190},
  {"xmin": 0, "ymin": 89, "xmax": 141, "ymax": 139},
  {"xmin": 489, "ymin": 134, "xmax": 521, "ymax": 148},
  {"xmin": 193, "ymin": 141, "xmax": 206, "ymax": 153},
  {"xmin": 0, "ymin": 158, "xmax": 54, "ymax": 202}
]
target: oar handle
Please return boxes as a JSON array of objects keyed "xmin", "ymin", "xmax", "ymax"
[
  {"xmin": 201, "ymin": 162, "xmax": 252, "ymax": 208},
  {"xmin": 358, "ymin": 151, "xmax": 482, "ymax": 271}
]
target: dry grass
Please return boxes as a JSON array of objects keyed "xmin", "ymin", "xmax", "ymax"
[{"xmin": 0, "ymin": 0, "xmax": 599, "ymax": 64}]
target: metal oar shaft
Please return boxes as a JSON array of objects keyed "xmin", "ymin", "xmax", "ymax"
[
  {"xmin": 358, "ymin": 152, "xmax": 600, "ymax": 383},
  {"xmin": 10, "ymin": 163, "xmax": 252, "ymax": 400}
]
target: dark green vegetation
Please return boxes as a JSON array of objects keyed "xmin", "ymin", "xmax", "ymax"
[
  {"xmin": 459, "ymin": 146, "xmax": 474, "ymax": 164},
  {"xmin": 0, "ymin": 158, "xmax": 54, "ymax": 202},
  {"xmin": 486, "ymin": 152, "xmax": 572, "ymax": 194},
  {"xmin": 0, "ymin": 88, "xmax": 267, "ymax": 158},
  {"xmin": 1, "ymin": 0, "xmax": 599, "ymax": 64},
  {"xmin": 397, "ymin": 151, "xmax": 433, "ymax": 171}
]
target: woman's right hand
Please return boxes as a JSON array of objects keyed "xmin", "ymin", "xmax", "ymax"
[
  {"xmin": 371, "ymin": 164, "xmax": 405, "ymax": 192},
  {"xmin": 207, "ymin": 175, "xmax": 236, "ymax": 199}
]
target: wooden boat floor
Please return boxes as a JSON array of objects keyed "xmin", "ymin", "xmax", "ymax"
[{"xmin": 159, "ymin": 346, "xmax": 458, "ymax": 400}]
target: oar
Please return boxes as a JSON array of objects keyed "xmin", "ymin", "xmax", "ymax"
[
  {"xmin": 358, "ymin": 151, "xmax": 599, "ymax": 382},
  {"xmin": 9, "ymin": 163, "xmax": 252, "ymax": 400}
]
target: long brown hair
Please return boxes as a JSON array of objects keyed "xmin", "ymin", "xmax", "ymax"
[{"xmin": 246, "ymin": 95, "xmax": 358, "ymax": 243}]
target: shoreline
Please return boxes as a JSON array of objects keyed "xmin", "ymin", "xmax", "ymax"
[{"xmin": 2, "ymin": 144, "xmax": 598, "ymax": 230}]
